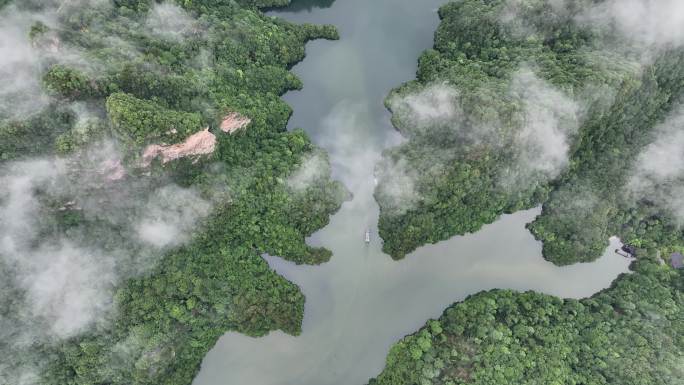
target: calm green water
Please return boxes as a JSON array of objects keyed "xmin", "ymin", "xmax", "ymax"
[{"xmin": 192, "ymin": 1, "xmax": 631, "ymax": 384}]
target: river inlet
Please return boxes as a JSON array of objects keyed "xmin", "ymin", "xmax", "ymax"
[{"xmin": 192, "ymin": 1, "xmax": 631, "ymax": 384}]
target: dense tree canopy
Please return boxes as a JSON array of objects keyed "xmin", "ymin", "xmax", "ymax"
[
  {"xmin": 375, "ymin": 0, "xmax": 684, "ymax": 263},
  {"xmin": 0, "ymin": 1, "xmax": 344, "ymax": 384},
  {"xmin": 369, "ymin": 260, "xmax": 684, "ymax": 385}
]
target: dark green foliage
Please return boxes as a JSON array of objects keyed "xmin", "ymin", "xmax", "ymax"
[
  {"xmin": 371, "ymin": 2, "xmax": 684, "ymax": 384},
  {"xmin": 369, "ymin": 261, "xmax": 684, "ymax": 385},
  {"xmin": 0, "ymin": 106, "xmax": 74, "ymax": 161},
  {"xmin": 0, "ymin": 1, "xmax": 344, "ymax": 385},
  {"xmin": 54, "ymin": 111, "xmax": 108, "ymax": 154},
  {"xmin": 264, "ymin": 0, "xmax": 335, "ymax": 12},
  {"xmin": 43, "ymin": 65, "xmax": 97, "ymax": 99},
  {"xmin": 106, "ymin": 92, "xmax": 203, "ymax": 146},
  {"xmin": 528, "ymin": 50, "xmax": 684, "ymax": 264},
  {"xmin": 29, "ymin": 20, "xmax": 50, "ymax": 40},
  {"xmin": 376, "ymin": 0, "xmax": 684, "ymax": 262}
]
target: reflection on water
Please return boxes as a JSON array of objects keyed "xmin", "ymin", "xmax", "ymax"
[
  {"xmin": 193, "ymin": 1, "xmax": 631, "ymax": 384},
  {"xmin": 273, "ymin": 0, "xmax": 336, "ymax": 12}
]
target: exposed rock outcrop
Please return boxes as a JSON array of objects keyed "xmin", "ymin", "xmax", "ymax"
[
  {"xmin": 220, "ymin": 112, "xmax": 251, "ymax": 134},
  {"xmin": 142, "ymin": 128, "xmax": 216, "ymax": 166}
]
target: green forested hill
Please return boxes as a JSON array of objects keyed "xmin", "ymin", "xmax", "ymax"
[
  {"xmin": 0, "ymin": 1, "xmax": 345, "ymax": 384},
  {"xmin": 369, "ymin": 260, "xmax": 684, "ymax": 385},
  {"xmin": 375, "ymin": 0, "xmax": 684, "ymax": 263},
  {"xmin": 371, "ymin": 1, "xmax": 684, "ymax": 384}
]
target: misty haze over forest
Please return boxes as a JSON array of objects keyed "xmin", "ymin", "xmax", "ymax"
[{"xmin": 0, "ymin": 1, "xmax": 683, "ymax": 385}]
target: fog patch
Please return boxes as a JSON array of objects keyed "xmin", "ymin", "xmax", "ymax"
[
  {"xmin": 107, "ymin": 325, "xmax": 174, "ymax": 379},
  {"xmin": 499, "ymin": 0, "xmax": 542, "ymax": 39},
  {"xmin": 24, "ymin": 243, "xmax": 116, "ymax": 337},
  {"xmin": 0, "ymin": 158, "xmax": 113, "ymax": 338},
  {"xmin": 383, "ymin": 69, "xmax": 579, "ymax": 202},
  {"xmin": 502, "ymin": 0, "xmax": 684, "ymax": 50},
  {"xmin": 0, "ymin": 2, "xmax": 110, "ymax": 120},
  {"xmin": 0, "ymin": 141, "xmax": 214, "ymax": 340},
  {"xmin": 374, "ymin": 156, "xmax": 421, "ymax": 215},
  {"xmin": 504, "ymin": 68, "xmax": 580, "ymax": 185},
  {"xmin": 0, "ymin": 0, "xmax": 203, "ymax": 122},
  {"xmin": 0, "ymin": 5, "xmax": 51, "ymax": 119},
  {"xmin": 0, "ymin": 366, "xmax": 40, "ymax": 385},
  {"xmin": 389, "ymin": 83, "xmax": 461, "ymax": 135},
  {"xmin": 136, "ymin": 185, "xmax": 212, "ymax": 248},
  {"xmin": 287, "ymin": 152, "xmax": 330, "ymax": 192},
  {"xmin": 99, "ymin": 35, "xmax": 144, "ymax": 62},
  {"xmin": 146, "ymin": 2, "xmax": 201, "ymax": 42},
  {"xmin": 499, "ymin": 0, "xmax": 684, "ymax": 70},
  {"xmin": 548, "ymin": 184, "xmax": 601, "ymax": 216},
  {"xmin": 577, "ymin": 0, "xmax": 684, "ymax": 50},
  {"xmin": 627, "ymin": 106, "xmax": 684, "ymax": 222},
  {"xmin": 534, "ymin": 183, "xmax": 613, "ymax": 253}
]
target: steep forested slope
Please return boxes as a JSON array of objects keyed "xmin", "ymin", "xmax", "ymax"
[
  {"xmin": 375, "ymin": 0, "xmax": 684, "ymax": 263},
  {"xmin": 369, "ymin": 260, "xmax": 684, "ymax": 385},
  {"xmin": 0, "ymin": 1, "xmax": 345, "ymax": 384},
  {"xmin": 371, "ymin": 1, "xmax": 684, "ymax": 384}
]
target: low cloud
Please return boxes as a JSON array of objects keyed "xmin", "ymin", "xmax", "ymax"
[
  {"xmin": 0, "ymin": 1, "xmax": 112, "ymax": 120},
  {"xmin": 136, "ymin": 185, "xmax": 212, "ymax": 248},
  {"xmin": 0, "ymin": 158, "xmax": 113, "ymax": 338},
  {"xmin": 0, "ymin": 0, "xmax": 216, "ymax": 342},
  {"xmin": 145, "ymin": 2, "xmax": 202, "ymax": 43},
  {"xmin": 0, "ymin": 2, "xmax": 215, "ymax": 383},
  {"xmin": 501, "ymin": 0, "xmax": 684, "ymax": 49},
  {"xmin": 0, "ymin": 0, "xmax": 204, "ymax": 122},
  {"xmin": 388, "ymin": 83, "xmax": 461, "ymax": 135},
  {"xmin": 23, "ymin": 243, "xmax": 116, "ymax": 337},
  {"xmin": 504, "ymin": 68, "xmax": 580, "ymax": 185},
  {"xmin": 287, "ymin": 152, "xmax": 330, "ymax": 192},
  {"xmin": 533, "ymin": 182, "xmax": 612, "ymax": 254},
  {"xmin": 627, "ymin": 105, "xmax": 684, "ymax": 222},
  {"xmin": 0, "ymin": 6, "xmax": 51, "ymax": 119},
  {"xmin": 500, "ymin": 0, "xmax": 684, "ymax": 69},
  {"xmin": 0, "ymin": 141, "xmax": 214, "ymax": 339},
  {"xmin": 377, "ymin": 63, "xmax": 583, "ymax": 221},
  {"xmin": 107, "ymin": 326, "xmax": 174, "ymax": 379},
  {"xmin": 374, "ymin": 156, "xmax": 420, "ymax": 215},
  {"xmin": 0, "ymin": 366, "xmax": 40, "ymax": 385},
  {"xmin": 577, "ymin": 0, "xmax": 684, "ymax": 50}
]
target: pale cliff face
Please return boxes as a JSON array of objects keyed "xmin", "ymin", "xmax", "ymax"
[
  {"xmin": 142, "ymin": 128, "xmax": 217, "ymax": 166},
  {"xmin": 220, "ymin": 112, "xmax": 251, "ymax": 134}
]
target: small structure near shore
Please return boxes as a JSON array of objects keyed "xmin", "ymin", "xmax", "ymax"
[
  {"xmin": 670, "ymin": 252, "xmax": 684, "ymax": 269},
  {"xmin": 615, "ymin": 244, "xmax": 637, "ymax": 259}
]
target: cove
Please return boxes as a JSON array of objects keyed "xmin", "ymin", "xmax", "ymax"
[{"xmin": 192, "ymin": 1, "xmax": 631, "ymax": 385}]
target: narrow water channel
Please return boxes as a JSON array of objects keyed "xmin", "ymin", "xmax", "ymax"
[{"xmin": 192, "ymin": 1, "xmax": 631, "ymax": 384}]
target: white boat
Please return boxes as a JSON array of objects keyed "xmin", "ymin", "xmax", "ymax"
[{"xmin": 365, "ymin": 229, "xmax": 371, "ymax": 243}]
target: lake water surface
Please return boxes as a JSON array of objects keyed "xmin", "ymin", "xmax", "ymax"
[{"xmin": 192, "ymin": 1, "xmax": 631, "ymax": 384}]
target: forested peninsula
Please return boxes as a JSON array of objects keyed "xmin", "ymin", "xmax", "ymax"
[
  {"xmin": 371, "ymin": 1, "xmax": 684, "ymax": 384},
  {"xmin": 0, "ymin": 1, "xmax": 345, "ymax": 384},
  {"xmin": 375, "ymin": 0, "xmax": 684, "ymax": 264},
  {"xmin": 369, "ymin": 259, "xmax": 683, "ymax": 385},
  {"xmin": 3, "ymin": 1, "xmax": 683, "ymax": 385}
]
